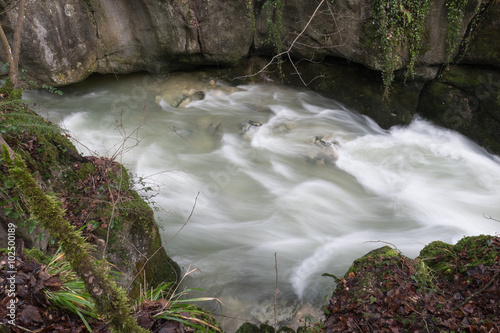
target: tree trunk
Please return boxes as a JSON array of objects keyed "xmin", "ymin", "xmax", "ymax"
[
  {"xmin": 9, "ymin": 0, "xmax": 26, "ymax": 87},
  {"xmin": 0, "ymin": 24, "xmax": 15, "ymax": 80}
]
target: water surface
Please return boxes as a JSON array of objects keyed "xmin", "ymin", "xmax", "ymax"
[{"xmin": 27, "ymin": 73, "xmax": 500, "ymax": 331}]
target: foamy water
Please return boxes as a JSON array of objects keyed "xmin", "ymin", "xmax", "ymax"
[{"xmin": 27, "ymin": 73, "xmax": 500, "ymax": 331}]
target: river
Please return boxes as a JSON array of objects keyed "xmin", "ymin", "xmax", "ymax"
[{"xmin": 26, "ymin": 72, "xmax": 500, "ymax": 331}]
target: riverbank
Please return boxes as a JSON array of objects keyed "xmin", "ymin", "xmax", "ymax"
[{"xmin": 0, "ymin": 84, "xmax": 197, "ymax": 332}]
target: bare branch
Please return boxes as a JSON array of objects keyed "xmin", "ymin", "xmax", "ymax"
[
  {"xmin": 235, "ymin": 0, "xmax": 328, "ymax": 85},
  {"xmin": 126, "ymin": 191, "xmax": 201, "ymax": 289},
  {"xmin": 164, "ymin": 192, "xmax": 200, "ymax": 244},
  {"xmin": 274, "ymin": 252, "xmax": 280, "ymax": 333},
  {"xmin": 483, "ymin": 213, "xmax": 500, "ymax": 223}
]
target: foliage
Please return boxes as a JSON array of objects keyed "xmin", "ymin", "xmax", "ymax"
[
  {"xmin": 0, "ymin": 109, "xmax": 64, "ymax": 136},
  {"xmin": 0, "ymin": 79, "xmax": 63, "ymax": 137},
  {"xmin": 447, "ymin": 0, "xmax": 494, "ymax": 64},
  {"xmin": 262, "ymin": 0, "xmax": 285, "ymax": 79},
  {"xmin": 372, "ymin": 0, "xmax": 431, "ymax": 96},
  {"xmin": 1, "ymin": 147, "xmax": 149, "ymax": 333},
  {"xmin": 0, "ymin": 78, "xmax": 22, "ymax": 100},
  {"xmin": 244, "ymin": 0, "xmax": 256, "ymax": 32},
  {"xmin": 44, "ymin": 248, "xmax": 99, "ymax": 332},
  {"xmin": 445, "ymin": 0, "xmax": 469, "ymax": 63}
]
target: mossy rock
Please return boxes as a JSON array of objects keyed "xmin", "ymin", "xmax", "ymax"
[
  {"xmin": 418, "ymin": 240, "xmax": 455, "ymax": 275},
  {"xmin": 1, "ymin": 104, "xmax": 181, "ymax": 295},
  {"xmin": 236, "ymin": 322, "xmax": 261, "ymax": 333},
  {"xmin": 334, "ymin": 246, "xmax": 403, "ymax": 300},
  {"xmin": 454, "ymin": 234, "xmax": 498, "ymax": 270},
  {"xmin": 277, "ymin": 327, "xmax": 295, "ymax": 333},
  {"xmin": 24, "ymin": 248, "xmax": 49, "ymax": 265},
  {"xmin": 465, "ymin": 2, "xmax": 500, "ymax": 67},
  {"xmin": 346, "ymin": 246, "xmax": 400, "ymax": 275},
  {"xmin": 104, "ymin": 189, "xmax": 181, "ymax": 295},
  {"xmin": 260, "ymin": 323, "xmax": 275, "ymax": 333},
  {"xmin": 418, "ymin": 235, "xmax": 498, "ymax": 280}
]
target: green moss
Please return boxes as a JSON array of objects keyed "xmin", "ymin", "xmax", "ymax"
[
  {"xmin": 419, "ymin": 240, "xmax": 453, "ymax": 258},
  {"xmin": 297, "ymin": 326, "xmax": 318, "ymax": 333},
  {"xmin": 24, "ymin": 248, "xmax": 49, "ymax": 265},
  {"xmin": 63, "ymin": 162, "xmax": 96, "ymax": 184},
  {"xmin": 371, "ymin": 0, "xmax": 431, "ymax": 94},
  {"xmin": 181, "ymin": 304, "xmax": 222, "ymax": 333},
  {"xmin": 347, "ymin": 246, "xmax": 400, "ymax": 275},
  {"xmin": 236, "ymin": 322, "xmax": 261, "ymax": 333},
  {"xmin": 418, "ymin": 235, "xmax": 497, "ymax": 279},
  {"xmin": 0, "ymin": 78, "xmax": 22, "ymax": 100},
  {"xmin": 453, "ymin": 235, "xmax": 498, "ymax": 271},
  {"xmin": 260, "ymin": 324, "xmax": 275, "ymax": 333},
  {"xmin": 2, "ymin": 149, "xmax": 148, "ymax": 333}
]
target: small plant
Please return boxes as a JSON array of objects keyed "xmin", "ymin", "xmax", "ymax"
[
  {"xmin": 262, "ymin": 0, "xmax": 285, "ymax": 79},
  {"xmin": 134, "ymin": 267, "xmax": 222, "ymax": 332},
  {"xmin": 445, "ymin": 0, "xmax": 468, "ymax": 62},
  {"xmin": 245, "ymin": 0, "xmax": 257, "ymax": 32},
  {"xmin": 372, "ymin": 0, "xmax": 431, "ymax": 96},
  {"xmin": 43, "ymin": 248, "xmax": 99, "ymax": 332}
]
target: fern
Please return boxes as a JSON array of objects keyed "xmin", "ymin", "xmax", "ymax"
[{"xmin": 1, "ymin": 108, "xmax": 64, "ymax": 136}]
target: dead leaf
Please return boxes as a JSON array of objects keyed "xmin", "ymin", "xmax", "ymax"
[{"xmin": 21, "ymin": 305, "xmax": 43, "ymax": 323}]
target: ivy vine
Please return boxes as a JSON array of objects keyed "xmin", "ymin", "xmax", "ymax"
[
  {"xmin": 445, "ymin": 0, "xmax": 469, "ymax": 63},
  {"xmin": 262, "ymin": 0, "xmax": 285, "ymax": 54},
  {"xmin": 373, "ymin": 0, "xmax": 495, "ymax": 94},
  {"xmin": 372, "ymin": 0, "xmax": 431, "ymax": 96},
  {"xmin": 244, "ymin": 0, "xmax": 257, "ymax": 32},
  {"xmin": 446, "ymin": 0, "xmax": 494, "ymax": 64}
]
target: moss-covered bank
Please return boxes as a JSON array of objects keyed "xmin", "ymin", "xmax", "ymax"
[{"xmin": 0, "ymin": 94, "xmax": 180, "ymax": 294}]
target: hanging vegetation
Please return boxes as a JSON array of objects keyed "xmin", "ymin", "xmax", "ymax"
[{"xmin": 372, "ymin": 0, "xmax": 431, "ymax": 96}]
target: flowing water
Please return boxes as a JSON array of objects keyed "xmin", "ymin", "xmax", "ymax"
[{"xmin": 27, "ymin": 73, "xmax": 500, "ymax": 331}]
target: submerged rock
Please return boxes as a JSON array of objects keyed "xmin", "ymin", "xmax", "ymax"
[
  {"xmin": 154, "ymin": 72, "xmax": 240, "ymax": 108},
  {"xmin": 171, "ymin": 89, "xmax": 206, "ymax": 108},
  {"xmin": 307, "ymin": 136, "xmax": 340, "ymax": 165},
  {"xmin": 239, "ymin": 120, "xmax": 263, "ymax": 137}
]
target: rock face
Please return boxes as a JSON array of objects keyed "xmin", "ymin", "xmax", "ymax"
[
  {"xmin": 1, "ymin": 0, "xmax": 499, "ymax": 84},
  {"xmin": 0, "ymin": 0, "xmax": 254, "ymax": 84}
]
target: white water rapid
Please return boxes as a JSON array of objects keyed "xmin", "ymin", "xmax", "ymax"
[{"xmin": 27, "ymin": 73, "xmax": 500, "ymax": 331}]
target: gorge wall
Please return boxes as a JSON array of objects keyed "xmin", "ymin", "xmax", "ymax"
[{"xmin": 1, "ymin": 0, "xmax": 499, "ymax": 153}]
